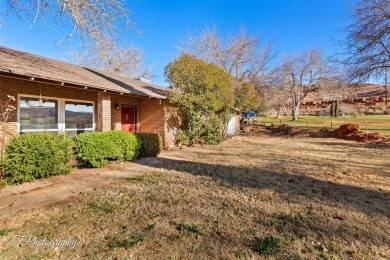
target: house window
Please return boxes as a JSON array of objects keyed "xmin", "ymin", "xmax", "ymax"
[
  {"xmin": 65, "ymin": 101, "xmax": 94, "ymax": 135},
  {"xmin": 18, "ymin": 95, "xmax": 94, "ymax": 135},
  {"xmin": 19, "ymin": 97, "xmax": 58, "ymax": 132}
]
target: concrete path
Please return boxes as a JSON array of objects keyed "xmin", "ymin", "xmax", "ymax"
[{"xmin": 0, "ymin": 160, "xmax": 161, "ymax": 217}]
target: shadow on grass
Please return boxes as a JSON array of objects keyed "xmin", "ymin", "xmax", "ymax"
[{"xmin": 136, "ymin": 157, "xmax": 390, "ymax": 218}]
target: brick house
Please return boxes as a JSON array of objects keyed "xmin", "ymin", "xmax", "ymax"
[{"xmin": 0, "ymin": 46, "xmax": 175, "ymax": 148}]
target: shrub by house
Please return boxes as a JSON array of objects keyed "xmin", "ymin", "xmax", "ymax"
[
  {"xmin": 164, "ymin": 55, "xmax": 232, "ymax": 145},
  {"xmin": 2, "ymin": 132, "xmax": 74, "ymax": 184},
  {"xmin": 137, "ymin": 133, "xmax": 163, "ymax": 158},
  {"xmin": 73, "ymin": 131, "xmax": 141, "ymax": 168}
]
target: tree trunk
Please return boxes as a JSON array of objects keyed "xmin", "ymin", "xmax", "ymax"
[
  {"xmin": 277, "ymin": 106, "xmax": 284, "ymax": 118},
  {"xmin": 291, "ymin": 92, "xmax": 301, "ymax": 121},
  {"xmin": 292, "ymin": 105, "xmax": 299, "ymax": 121}
]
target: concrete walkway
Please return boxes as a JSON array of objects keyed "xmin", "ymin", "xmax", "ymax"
[{"xmin": 0, "ymin": 160, "xmax": 161, "ymax": 217}]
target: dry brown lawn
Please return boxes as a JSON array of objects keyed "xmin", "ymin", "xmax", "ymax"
[{"xmin": 0, "ymin": 133, "xmax": 389, "ymax": 259}]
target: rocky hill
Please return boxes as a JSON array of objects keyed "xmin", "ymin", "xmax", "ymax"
[{"xmin": 299, "ymin": 84, "xmax": 388, "ymax": 116}]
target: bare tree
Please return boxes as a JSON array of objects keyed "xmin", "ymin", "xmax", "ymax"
[
  {"xmin": 279, "ymin": 48, "xmax": 339, "ymax": 121},
  {"xmin": 343, "ymin": 0, "xmax": 390, "ymax": 81},
  {"xmin": 179, "ymin": 24, "xmax": 275, "ymax": 86},
  {"xmin": 73, "ymin": 38, "xmax": 152, "ymax": 79},
  {"xmin": 259, "ymin": 83, "xmax": 290, "ymax": 117},
  {"xmin": 343, "ymin": 0, "xmax": 390, "ymax": 107},
  {"xmin": 1, "ymin": 0, "xmax": 134, "ymax": 45}
]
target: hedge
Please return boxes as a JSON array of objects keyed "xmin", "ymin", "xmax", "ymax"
[
  {"xmin": 2, "ymin": 132, "xmax": 74, "ymax": 184},
  {"xmin": 137, "ymin": 133, "xmax": 163, "ymax": 158},
  {"xmin": 1, "ymin": 131, "xmax": 162, "ymax": 184},
  {"xmin": 73, "ymin": 131, "xmax": 141, "ymax": 168}
]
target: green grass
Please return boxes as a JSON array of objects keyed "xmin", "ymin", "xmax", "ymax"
[
  {"xmin": 0, "ymin": 228, "xmax": 14, "ymax": 236},
  {"xmin": 256, "ymin": 236, "xmax": 282, "ymax": 257},
  {"xmin": 176, "ymin": 220, "xmax": 204, "ymax": 236},
  {"xmin": 87, "ymin": 201, "xmax": 117, "ymax": 214},
  {"xmin": 255, "ymin": 115, "xmax": 390, "ymax": 135},
  {"xmin": 106, "ymin": 234, "xmax": 144, "ymax": 250},
  {"xmin": 236, "ymin": 250, "xmax": 247, "ymax": 258}
]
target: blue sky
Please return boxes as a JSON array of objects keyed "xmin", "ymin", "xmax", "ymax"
[{"xmin": 0, "ymin": 0, "xmax": 355, "ymax": 86}]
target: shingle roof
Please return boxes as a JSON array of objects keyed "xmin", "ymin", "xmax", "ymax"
[{"xmin": 0, "ymin": 46, "xmax": 168, "ymax": 99}]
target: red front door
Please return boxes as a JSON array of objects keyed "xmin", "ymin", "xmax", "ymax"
[{"xmin": 121, "ymin": 106, "xmax": 136, "ymax": 132}]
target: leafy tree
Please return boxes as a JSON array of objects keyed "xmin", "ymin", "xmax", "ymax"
[
  {"xmin": 164, "ymin": 55, "xmax": 232, "ymax": 145},
  {"xmin": 178, "ymin": 25, "xmax": 267, "ymax": 133},
  {"xmin": 234, "ymin": 81, "xmax": 262, "ymax": 113},
  {"xmin": 178, "ymin": 24, "xmax": 274, "ymax": 116}
]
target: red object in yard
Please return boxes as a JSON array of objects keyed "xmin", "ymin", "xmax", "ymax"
[{"xmin": 329, "ymin": 123, "xmax": 360, "ymax": 138}]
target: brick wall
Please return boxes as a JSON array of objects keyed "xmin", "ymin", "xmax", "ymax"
[
  {"xmin": 96, "ymin": 92, "xmax": 111, "ymax": 132},
  {"xmin": 139, "ymin": 99, "xmax": 176, "ymax": 148},
  {"xmin": 0, "ymin": 122, "xmax": 17, "ymax": 155},
  {"xmin": 164, "ymin": 104, "xmax": 181, "ymax": 148},
  {"xmin": 0, "ymin": 75, "xmax": 175, "ymax": 149},
  {"xmin": 0, "ymin": 76, "xmax": 98, "ymax": 148},
  {"xmin": 139, "ymin": 98, "xmax": 165, "ymax": 141}
]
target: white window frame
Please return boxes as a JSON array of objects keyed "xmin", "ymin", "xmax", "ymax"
[{"xmin": 17, "ymin": 94, "xmax": 95, "ymax": 134}]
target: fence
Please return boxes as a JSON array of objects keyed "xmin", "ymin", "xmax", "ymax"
[{"xmin": 245, "ymin": 117, "xmax": 390, "ymax": 135}]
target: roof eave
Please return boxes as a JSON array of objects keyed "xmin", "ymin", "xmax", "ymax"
[{"xmin": 0, "ymin": 70, "xmax": 167, "ymax": 100}]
